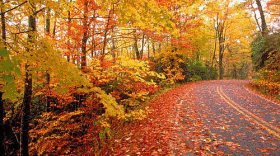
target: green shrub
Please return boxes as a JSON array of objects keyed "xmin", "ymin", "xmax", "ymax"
[{"xmin": 183, "ymin": 61, "xmax": 218, "ymax": 82}]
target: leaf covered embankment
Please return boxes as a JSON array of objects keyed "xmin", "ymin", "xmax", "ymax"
[
  {"xmin": 251, "ymin": 33, "xmax": 280, "ymax": 99},
  {"xmin": 99, "ymin": 83, "xmax": 195, "ymax": 155}
]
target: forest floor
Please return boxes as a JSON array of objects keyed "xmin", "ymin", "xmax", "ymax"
[{"xmin": 98, "ymin": 80, "xmax": 280, "ymax": 155}]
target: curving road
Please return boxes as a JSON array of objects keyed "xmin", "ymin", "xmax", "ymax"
[{"xmin": 177, "ymin": 80, "xmax": 280, "ymax": 155}]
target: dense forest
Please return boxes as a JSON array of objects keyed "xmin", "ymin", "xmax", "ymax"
[{"xmin": 0, "ymin": 0, "xmax": 279, "ymax": 155}]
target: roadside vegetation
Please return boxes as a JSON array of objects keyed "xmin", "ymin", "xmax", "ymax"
[{"xmin": 0, "ymin": 0, "xmax": 278, "ymax": 155}]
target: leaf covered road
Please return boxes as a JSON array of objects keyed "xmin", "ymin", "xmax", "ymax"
[
  {"xmin": 110, "ymin": 80, "xmax": 280, "ymax": 155},
  {"xmin": 176, "ymin": 80, "xmax": 280, "ymax": 155}
]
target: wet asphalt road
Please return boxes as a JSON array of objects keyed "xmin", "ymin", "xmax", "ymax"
[{"xmin": 180, "ymin": 80, "xmax": 280, "ymax": 155}]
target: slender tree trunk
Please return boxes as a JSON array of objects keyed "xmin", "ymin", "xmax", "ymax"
[
  {"xmin": 158, "ymin": 42, "xmax": 161, "ymax": 53},
  {"xmin": 256, "ymin": 0, "xmax": 267, "ymax": 36},
  {"xmin": 0, "ymin": 0, "xmax": 6, "ymax": 154},
  {"xmin": 52, "ymin": 1, "xmax": 59, "ymax": 38},
  {"xmin": 45, "ymin": 7, "xmax": 51, "ymax": 112},
  {"xmin": 111, "ymin": 37, "xmax": 116, "ymax": 62},
  {"xmin": 20, "ymin": 2, "xmax": 36, "ymax": 155},
  {"xmin": 1, "ymin": 1, "xmax": 6, "ymax": 45},
  {"xmin": 140, "ymin": 34, "xmax": 145, "ymax": 59},
  {"xmin": 46, "ymin": 9, "xmax": 50, "ymax": 35},
  {"xmin": 212, "ymin": 13, "xmax": 218, "ymax": 67},
  {"xmin": 101, "ymin": 10, "xmax": 112, "ymax": 58},
  {"xmin": 66, "ymin": 0, "xmax": 72, "ymax": 62},
  {"xmin": 152, "ymin": 39, "xmax": 155, "ymax": 57},
  {"xmin": 147, "ymin": 38, "xmax": 150, "ymax": 58},
  {"xmin": 91, "ymin": 10, "xmax": 96, "ymax": 58},
  {"xmin": 52, "ymin": 18, "xmax": 56, "ymax": 37},
  {"xmin": 20, "ymin": 65, "xmax": 32, "ymax": 156},
  {"xmin": 233, "ymin": 64, "xmax": 237, "ymax": 79},
  {"xmin": 0, "ymin": 92, "xmax": 4, "ymax": 156},
  {"xmin": 81, "ymin": 1, "xmax": 88, "ymax": 72},
  {"xmin": 134, "ymin": 36, "xmax": 140, "ymax": 59},
  {"xmin": 196, "ymin": 51, "xmax": 199, "ymax": 62},
  {"xmin": 219, "ymin": 50, "xmax": 223, "ymax": 79},
  {"xmin": 81, "ymin": 33, "xmax": 87, "ymax": 70},
  {"xmin": 251, "ymin": 3, "xmax": 261, "ymax": 32},
  {"xmin": 67, "ymin": 6, "xmax": 71, "ymax": 62},
  {"xmin": 218, "ymin": 23, "xmax": 224, "ymax": 80}
]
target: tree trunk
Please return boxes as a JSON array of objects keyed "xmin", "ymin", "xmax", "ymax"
[
  {"xmin": 45, "ymin": 7, "xmax": 51, "ymax": 112},
  {"xmin": 158, "ymin": 42, "xmax": 161, "ymax": 53},
  {"xmin": 212, "ymin": 13, "xmax": 218, "ymax": 67},
  {"xmin": 111, "ymin": 37, "xmax": 116, "ymax": 62},
  {"xmin": 140, "ymin": 34, "xmax": 145, "ymax": 59},
  {"xmin": 20, "ymin": 2, "xmax": 36, "ymax": 155},
  {"xmin": 218, "ymin": 23, "xmax": 225, "ymax": 80},
  {"xmin": 0, "ymin": 92, "xmax": 4, "ymax": 156},
  {"xmin": 152, "ymin": 39, "xmax": 155, "ymax": 57},
  {"xmin": 250, "ymin": 3, "xmax": 262, "ymax": 32},
  {"xmin": 0, "ymin": 0, "xmax": 6, "ymax": 154},
  {"xmin": 256, "ymin": 0, "xmax": 267, "ymax": 36},
  {"xmin": 101, "ymin": 10, "xmax": 112, "ymax": 58},
  {"xmin": 134, "ymin": 37, "xmax": 140, "ymax": 59},
  {"xmin": 46, "ymin": 9, "xmax": 50, "ymax": 35},
  {"xmin": 67, "ymin": 6, "xmax": 71, "ymax": 62},
  {"xmin": 91, "ymin": 10, "xmax": 96, "ymax": 58},
  {"xmin": 81, "ymin": 1, "xmax": 88, "ymax": 72},
  {"xmin": 20, "ymin": 65, "xmax": 32, "ymax": 156},
  {"xmin": 1, "ymin": 1, "xmax": 6, "ymax": 45},
  {"xmin": 147, "ymin": 38, "xmax": 150, "ymax": 58},
  {"xmin": 219, "ymin": 49, "xmax": 223, "ymax": 80}
]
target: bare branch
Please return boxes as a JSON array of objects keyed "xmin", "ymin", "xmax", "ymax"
[{"xmin": 1, "ymin": 1, "xmax": 28, "ymax": 15}]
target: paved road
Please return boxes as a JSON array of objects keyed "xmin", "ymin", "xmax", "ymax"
[{"xmin": 177, "ymin": 80, "xmax": 280, "ymax": 155}]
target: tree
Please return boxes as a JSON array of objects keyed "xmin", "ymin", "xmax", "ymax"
[
  {"xmin": 0, "ymin": 0, "xmax": 6, "ymax": 154},
  {"xmin": 1, "ymin": 1, "xmax": 28, "ymax": 155},
  {"xmin": 256, "ymin": 0, "xmax": 267, "ymax": 36},
  {"xmin": 20, "ymin": 0, "xmax": 36, "ymax": 155},
  {"xmin": 195, "ymin": 0, "xmax": 255, "ymax": 79}
]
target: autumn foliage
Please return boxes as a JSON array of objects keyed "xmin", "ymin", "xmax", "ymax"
[
  {"xmin": 252, "ymin": 33, "xmax": 280, "ymax": 99},
  {"xmin": 0, "ymin": 0, "xmax": 266, "ymax": 155}
]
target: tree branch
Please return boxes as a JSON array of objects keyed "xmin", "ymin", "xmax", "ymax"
[
  {"xmin": 1, "ymin": 1, "xmax": 28, "ymax": 15},
  {"xmin": 34, "ymin": 7, "xmax": 46, "ymax": 15}
]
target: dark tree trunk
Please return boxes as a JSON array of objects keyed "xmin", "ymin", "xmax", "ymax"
[
  {"xmin": 256, "ymin": 0, "xmax": 267, "ymax": 36},
  {"xmin": 158, "ymin": 43, "xmax": 161, "ymax": 53},
  {"xmin": 20, "ymin": 2, "xmax": 36, "ymax": 155},
  {"xmin": 46, "ymin": 73, "xmax": 50, "ymax": 112},
  {"xmin": 0, "ymin": 92, "xmax": 4, "ymax": 155},
  {"xmin": 101, "ymin": 10, "xmax": 112, "ymax": 58},
  {"xmin": 218, "ymin": 23, "xmax": 225, "ymax": 80},
  {"xmin": 111, "ymin": 37, "xmax": 116, "ymax": 62},
  {"xmin": 67, "ymin": 0, "xmax": 72, "ymax": 62},
  {"xmin": 250, "ymin": 3, "xmax": 262, "ymax": 32},
  {"xmin": 46, "ymin": 8, "xmax": 50, "ymax": 34},
  {"xmin": 91, "ymin": 10, "xmax": 96, "ymax": 58},
  {"xmin": 52, "ymin": 18, "xmax": 56, "ymax": 37},
  {"xmin": 20, "ymin": 65, "xmax": 32, "ymax": 156},
  {"xmin": 152, "ymin": 39, "xmax": 155, "ymax": 57},
  {"xmin": 81, "ymin": 1, "xmax": 88, "ymax": 72},
  {"xmin": 46, "ymin": 7, "xmax": 51, "ymax": 112},
  {"xmin": 1, "ymin": 0, "xmax": 6, "ymax": 154},
  {"xmin": 140, "ymin": 34, "xmax": 145, "ymax": 59},
  {"xmin": 219, "ymin": 52, "xmax": 223, "ymax": 79},
  {"xmin": 212, "ymin": 13, "xmax": 218, "ymax": 67},
  {"xmin": 147, "ymin": 38, "xmax": 150, "ymax": 58},
  {"xmin": 134, "ymin": 37, "xmax": 140, "ymax": 59},
  {"xmin": 1, "ymin": 1, "xmax": 6, "ymax": 44}
]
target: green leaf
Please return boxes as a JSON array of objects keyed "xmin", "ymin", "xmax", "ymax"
[
  {"xmin": 0, "ymin": 49, "xmax": 9, "ymax": 57},
  {"xmin": 0, "ymin": 59, "xmax": 13, "ymax": 73},
  {"xmin": 3, "ymin": 75, "xmax": 14, "ymax": 82},
  {"xmin": 56, "ymin": 88, "xmax": 69, "ymax": 95},
  {"xmin": 2, "ymin": 82, "xmax": 20, "ymax": 102}
]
